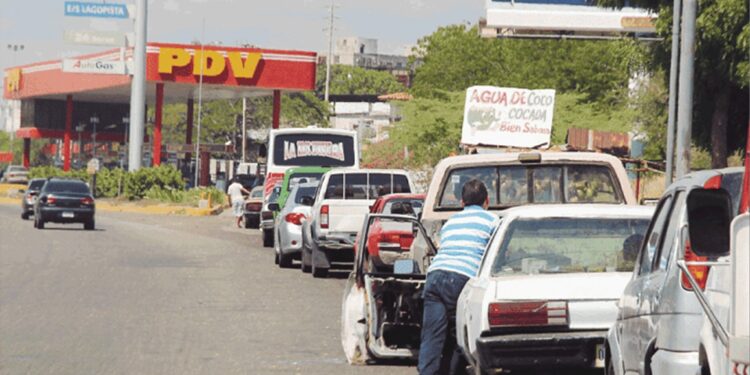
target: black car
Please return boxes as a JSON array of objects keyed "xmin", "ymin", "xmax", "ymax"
[
  {"xmin": 20, "ymin": 178, "xmax": 47, "ymax": 220},
  {"xmin": 34, "ymin": 178, "xmax": 96, "ymax": 230}
]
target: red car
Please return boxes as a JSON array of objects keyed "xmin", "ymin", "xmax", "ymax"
[{"xmin": 359, "ymin": 193, "xmax": 425, "ymax": 272}]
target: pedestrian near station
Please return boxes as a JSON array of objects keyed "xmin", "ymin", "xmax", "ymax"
[
  {"xmin": 418, "ymin": 179, "xmax": 500, "ymax": 374},
  {"xmin": 226, "ymin": 178, "xmax": 250, "ymax": 228}
]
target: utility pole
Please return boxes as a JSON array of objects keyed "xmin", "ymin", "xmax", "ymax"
[
  {"xmin": 675, "ymin": 0, "xmax": 697, "ymax": 178},
  {"xmin": 665, "ymin": 0, "xmax": 682, "ymax": 187},
  {"xmin": 242, "ymin": 97, "xmax": 247, "ymax": 162},
  {"xmin": 128, "ymin": 0, "xmax": 147, "ymax": 171},
  {"xmin": 194, "ymin": 18, "xmax": 206, "ymax": 187},
  {"xmin": 323, "ymin": 0, "xmax": 335, "ymax": 103}
]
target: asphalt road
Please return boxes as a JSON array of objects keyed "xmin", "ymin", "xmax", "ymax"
[{"xmin": 0, "ymin": 204, "xmax": 415, "ymax": 374}]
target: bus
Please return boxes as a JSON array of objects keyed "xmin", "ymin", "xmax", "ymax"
[{"xmin": 264, "ymin": 128, "xmax": 359, "ymax": 196}]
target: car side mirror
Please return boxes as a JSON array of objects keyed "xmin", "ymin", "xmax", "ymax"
[
  {"xmin": 686, "ymin": 188, "xmax": 732, "ymax": 258},
  {"xmin": 300, "ymin": 196, "xmax": 314, "ymax": 206},
  {"xmin": 268, "ymin": 202, "xmax": 280, "ymax": 211}
]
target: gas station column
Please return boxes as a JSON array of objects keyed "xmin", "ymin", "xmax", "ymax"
[
  {"xmin": 63, "ymin": 95, "xmax": 73, "ymax": 171},
  {"xmin": 153, "ymin": 83, "xmax": 164, "ymax": 166},
  {"xmin": 272, "ymin": 90, "xmax": 281, "ymax": 129},
  {"xmin": 22, "ymin": 138, "xmax": 30, "ymax": 168}
]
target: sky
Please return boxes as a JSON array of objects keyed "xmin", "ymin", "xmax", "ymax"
[{"xmin": 0, "ymin": 0, "xmax": 485, "ymax": 73}]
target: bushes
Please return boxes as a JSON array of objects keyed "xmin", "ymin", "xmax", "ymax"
[
  {"xmin": 29, "ymin": 165, "xmax": 187, "ymax": 200},
  {"xmin": 145, "ymin": 186, "xmax": 224, "ymax": 206}
]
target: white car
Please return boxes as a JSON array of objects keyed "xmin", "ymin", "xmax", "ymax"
[
  {"xmin": 456, "ymin": 204, "xmax": 654, "ymax": 374},
  {"xmin": 272, "ymin": 182, "xmax": 318, "ymax": 268},
  {"xmin": 301, "ymin": 168, "xmax": 414, "ymax": 278}
]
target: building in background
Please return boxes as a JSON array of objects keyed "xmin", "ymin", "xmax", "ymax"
[
  {"xmin": 321, "ymin": 37, "xmax": 416, "ymax": 87},
  {"xmin": 328, "ymin": 94, "xmax": 403, "ymax": 144}
]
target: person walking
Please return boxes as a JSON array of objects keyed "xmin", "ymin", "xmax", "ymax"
[
  {"xmin": 226, "ymin": 178, "xmax": 250, "ymax": 228},
  {"xmin": 418, "ymin": 179, "xmax": 500, "ymax": 374}
]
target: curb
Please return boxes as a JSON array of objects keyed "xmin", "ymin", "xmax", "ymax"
[{"xmin": 0, "ymin": 196, "xmax": 223, "ymax": 217}]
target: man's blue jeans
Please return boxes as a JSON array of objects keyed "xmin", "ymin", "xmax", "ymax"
[{"xmin": 418, "ymin": 269, "xmax": 470, "ymax": 374}]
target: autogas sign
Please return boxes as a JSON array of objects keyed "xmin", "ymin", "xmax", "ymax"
[{"xmin": 64, "ymin": 1, "xmax": 129, "ymax": 19}]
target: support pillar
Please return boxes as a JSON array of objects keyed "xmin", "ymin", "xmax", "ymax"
[
  {"xmin": 272, "ymin": 90, "xmax": 281, "ymax": 129},
  {"xmin": 22, "ymin": 138, "xmax": 30, "ymax": 168},
  {"xmin": 185, "ymin": 98, "xmax": 194, "ymax": 162},
  {"xmin": 153, "ymin": 83, "xmax": 164, "ymax": 166},
  {"xmin": 63, "ymin": 95, "xmax": 73, "ymax": 171}
]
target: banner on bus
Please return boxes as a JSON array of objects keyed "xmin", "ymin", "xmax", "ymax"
[{"xmin": 461, "ymin": 86, "xmax": 555, "ymax": 149}]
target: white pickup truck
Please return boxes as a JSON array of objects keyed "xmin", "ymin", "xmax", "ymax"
[{"xmin": 300, "ymin": 169, "xmax": 414, "ymax": 278}]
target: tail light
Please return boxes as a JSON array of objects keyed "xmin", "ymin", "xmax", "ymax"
[
  {"xmin": 81, "ymin": 197, "xmax": 94, "ymax": 205},
  {"xmin": 703, "ymin": 175, "xmax": 722, "ymax": 189},
  {"xmin": 378, "ymin": 232, "xmax": 413, "ymax": 251},
  {"xmin": 488, "ymin": 301, "xmax": 568, "ymax": 328},
  {"xmin": 681, "ymin": 241, "xmax": 710, "ymax": 290},
  {"xmin": 47, "ymin": 195, "xmax": 57, "ymax": 205},
  {"xmin": 245, "ymin": 202, "xmax": 262, "ymax": 211},
  {"xmin": 320, "ymin": 205, "xmax": 329, "ymax": 229},
  {"xmin": 285, "ymin": 212, "xmax": 305, "ymax": 226}
]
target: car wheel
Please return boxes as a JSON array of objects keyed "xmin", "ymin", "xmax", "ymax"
[
  {"xmin": 36, "ymin": 217, "xmax": 45, "ymax": 229},
  {"xmin": 263, "ymin": 228, "xmax": 274, "ymax": 247},
  {"xmin": 274, "ymin": 230, "xmax": 280, "ymax": 265},
  {"xmin": 84, "ymin": 219, "xmax": 95, "ymax": 230},
  {"xmin": 279, "ymin": 249, "xmax": 293, "ymax": 269},
  {"xmin": 301, "ymin": 245, "xmax": 312, "ymax": 273},
  {"xmin": 312, "ymin": 262, "xmax": 328, "ymax": 278},
  {"xmin": 21, "ymin": 212, "xmax": 29, "ymax": 220},
  {"xmin": 244, "ymin": 215, "xmax": 252, "ymax": 229}
]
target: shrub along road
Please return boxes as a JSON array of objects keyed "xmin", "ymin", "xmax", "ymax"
[{"xmin": 0, "ymin": 205, "xmax": 414, "ymax": 374}]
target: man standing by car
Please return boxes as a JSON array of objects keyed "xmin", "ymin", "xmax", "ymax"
[
  {"xmin": 419, "ymin": 179, "xmax": 499, "ymax": 374},
  {"xmin": 226, "ymin": 177, "xmax": 250, "ymax": 228}
]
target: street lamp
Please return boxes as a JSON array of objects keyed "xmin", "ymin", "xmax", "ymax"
[{"xmin": 90, "ymin": 114, "xmax": 99, "ymax": 159}]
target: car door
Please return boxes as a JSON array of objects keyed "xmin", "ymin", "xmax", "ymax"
[{"xmin": 620, "ymin": 194, "xmax": 674, "ymax": 373}]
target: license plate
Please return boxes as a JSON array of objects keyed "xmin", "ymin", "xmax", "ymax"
[
  {"xmin": 594, "ymin": 343, "xmax": 605, "ymax": 368},
  {"xmin": 62, "ymin": 212, "xmax": 74, "ymax": 218}
]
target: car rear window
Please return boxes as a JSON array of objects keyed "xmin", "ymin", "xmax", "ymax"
[
  {"xmin": 324, "ymin": 173, "xmax": 411, "ymax": 200},
  {"xmin": 287, "ymin": 172, "xmax": 323, "ymax": 191},
  {"xmin": 439, "ymin": 164, "xmax": 621, "ymax": 209},
  {"xmin": 383, "ymin": 198, "xmax": 424, "ymax": 216},
  {"xmin": 293, "ymin": 186, "xmax": 318, "ymax": 204},
  {"xmin": 29, "ymin": 180, "xmax": 46, "ymax": 190},
  {"xmin": 491, "ymin": 217, "xmax": 651, "ymax": 275},
  {"xmin": 44, "ymin": 181, "xmax": 90, "ymax": 194}
]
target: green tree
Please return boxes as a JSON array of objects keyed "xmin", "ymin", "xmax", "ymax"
[
  {"xmin": 315, "ymin": 65, "xmax": 405, "ymax": 96},
  {"xmin": 598, "ymin": 0, "xmax": 749, "ymax": 167}
]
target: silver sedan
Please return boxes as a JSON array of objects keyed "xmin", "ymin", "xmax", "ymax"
[{"xmin": 273, "ymin": 182, "xmax": 318, "ymax": 268}]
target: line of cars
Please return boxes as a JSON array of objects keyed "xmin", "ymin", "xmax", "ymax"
[
  {"xmin": 338, "ymin": 149, "xmax": 749, "ymax": 375},
  {"xmin": 18, "ymin": 177, "xmax": 97, "ymax": 230}
]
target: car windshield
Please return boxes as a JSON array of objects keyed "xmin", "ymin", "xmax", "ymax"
[
  {"xmin": 44, "ymin": 181, "xmax": 90, "ymax": 194},
  {"xmin": 287, "ymin": 172, "xmax": 323, "ymax": 191},
  {"xmin": 29, "ymin": 180, "xmax": 46, "ymax": 190},
  {"xmin": 439, "ymin": 164, "xmax": 621, "ymax": 209},
  {"xmin": 491, "ymin": 217, "xmax": 650, "ymax": 275}
]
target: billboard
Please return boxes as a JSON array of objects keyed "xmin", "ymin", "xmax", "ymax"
[
  {"xmin": 62, "ymin": 59, "xmax": 127, "ymax": 75},
  {"xmin": 461, "ymin": 86, "xmax": 555, "ymax": 148},
  {"xmin": 483, "ymin": 0, "xmax": 657, "ymax": 37}
]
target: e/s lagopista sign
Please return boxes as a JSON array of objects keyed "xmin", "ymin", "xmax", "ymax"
[{"xmin": 64, "ymin": 1, "xmax": 129, "ymax": 18}]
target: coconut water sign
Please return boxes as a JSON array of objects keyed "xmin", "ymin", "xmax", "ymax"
[{"xmin": 462, "ymin": 86, "xmax": 555, "ymax": 148}]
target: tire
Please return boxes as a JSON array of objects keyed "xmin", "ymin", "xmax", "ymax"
[
  {"xmin": 244, "ymin": 216, "xmax": 252, "ymax": 229},
  {"xmin": 274, "ymin": 230, "xmax": 280, "ymax": 265},
  {"xmin": 36, "ymin": 217, "xmax": 45, "ymax": 229},
  {"xmin": 263, "ymin": 228, "xmax": 274, "ymax": 247},
  {"xmin": 312, "ymin": 262, "xmax": 328, "ymax": 278},
  {"xmin": 301, "ymin": 245, "xmax": 312, "ymax": 273},
  {"xmin": 279, "ymin": 251, "xmax": 293, "ymax": 268},
  {"xmin": 84, "ymin": 219, "xmax": 95, "ymax": 230},
  {"xmin": 21, "ymin": 212, "xmax": 28, "ymax": 220}
]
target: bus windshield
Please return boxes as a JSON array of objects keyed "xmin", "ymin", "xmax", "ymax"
[{"xmin": 271, "ymin": 133, "xmax": 356, "ymax": 168}]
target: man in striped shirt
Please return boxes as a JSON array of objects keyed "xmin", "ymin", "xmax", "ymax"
[{"xmin": 418, "ymin": 179, "xmax": 500, "ymax": 374}]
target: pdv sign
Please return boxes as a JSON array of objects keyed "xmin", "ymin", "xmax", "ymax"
[{"xmin": 158, "ymin": 48, "xmax": 262, "ymax": 79}]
